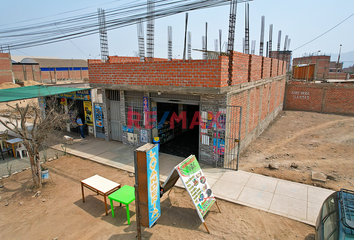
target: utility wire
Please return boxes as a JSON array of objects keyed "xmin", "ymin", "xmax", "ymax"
[
  {"xmin": 0, "ymin": 0, "xmax": 122, "ymax": 27},
  {"xmin": 293, "ymin": 12, "xmax": 354, "ymax": 51},
  {"xmin": 55, "ymin": 24, "xmax": 89, "ymax": 58},
  {"xmin": 0, "ymin": 0, "xmax": 252, "ymax": 50}
]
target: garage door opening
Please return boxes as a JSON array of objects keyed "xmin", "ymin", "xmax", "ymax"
[{"xmin": 156, "ymin": 102, "xmax": 199, "ymax": 158}]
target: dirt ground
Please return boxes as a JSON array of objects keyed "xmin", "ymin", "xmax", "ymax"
[
  {"xmin": 0, "ymin": 156, "xmax": 315, "ymax": 240},
  {"xmin": 240, "ymin": 111, "xmax": 354, "ymax": 191}
]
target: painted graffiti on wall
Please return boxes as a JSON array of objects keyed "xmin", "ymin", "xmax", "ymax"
[{"xmin": 291, "ymin": 91, "xmax": 310, "ymax": 100}]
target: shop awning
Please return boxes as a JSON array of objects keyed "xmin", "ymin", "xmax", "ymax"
[{"xmin": 0, "ymin": 85, "xmax": 92, "ymax": 103}]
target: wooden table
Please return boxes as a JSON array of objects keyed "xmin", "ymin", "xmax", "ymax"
[
  {"xmin": 4, "ymin": 138, "xmax": 23, "ymax": 157},
  {"xmin": 81, "ymin": 175, "xmax": 121, "ymax": 215}
]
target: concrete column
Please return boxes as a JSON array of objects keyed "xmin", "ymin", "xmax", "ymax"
[{"xmin": 245, "ymin": 89, "xmax": 251, "ymax": 133}]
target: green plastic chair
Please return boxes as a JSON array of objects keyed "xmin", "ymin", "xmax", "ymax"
[{"xmin": 108, "ymin": 185, "xmax": 135, "ymax": 225}]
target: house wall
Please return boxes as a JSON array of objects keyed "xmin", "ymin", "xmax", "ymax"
[
  {"xmin": 41, "ymin": 69, "xmax": 88, "ymax": 81},
  {"xmin": 0, "ymin": 53, "xmax": 13, "ymax": 84},
  {"xmin": 284, "ymin": 81, "xmax": 354, "ymax": 115},
  {"xmin": 89, "ymin": 53, "xmax": 288, "ymax": 167},
  {"xmin": 227, "ymin": 76, "xmax": 286, "ymax": 157},
  {"xmin": 12, "ymin": 64, "xmax": 41, "ymax": 81},
  {"xmin": 88, "ymin": 51, "xmax": 287, "ymax": 90},
  {"xmin": 328, "ymin": 72, "xmax": 348, "ymax": 80}
]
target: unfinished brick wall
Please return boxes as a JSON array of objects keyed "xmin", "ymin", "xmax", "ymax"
[
  {"xmin": 12, "ymin": 64, "xmax": 41, "ymax": 81},
  {"xmin": 262, "ymin": 57, "xmax": 271, "ymax": 79},
  {"xmin": 230, "ymin": 52, "xmax": 250, "ymax": 85},
  {"xmin": 89, "ymin": 51, "xmax": 288, "ymax": 88},
  {"xmin": 249, "ymin": 55, "xmax": 263, "ymax": 82},
  {"xmin": 40, "ymin": 69, "xmax": 88, "ymax": 81},
  {"xmin": 261, "ymin": 83, "xmax": 270, "ymax": 121},
  {"xmin": 229, "ymin": 91, "xmax": 248, "ymax": 140},
  {"xmin": 284, "ymin": 81, "xmax": 354, "ymax": 115},
  {"xmin": 89, "ymin": 58, "xmax": 224, "ymax": 88},
  {"xmin": 227, "ymin": 76, "xmax": 286, "ymax": 156},
  {"xmin": 0, "ymin": 53, "xmax": 13, "ymax": 84},
  {"xmin": 271, "ymin": 59, "xmax": 278, "ymax": 77},
  {"xmin": 328, "ymin": 72, "xmax": 348, "ymax": 80},
  {"xmin": 108, "ymin": 56, "xmax": 140, "ymax": 63}
]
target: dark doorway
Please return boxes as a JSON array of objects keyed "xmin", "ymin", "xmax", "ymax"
[{"xmin": 157, "ymin": 102, "xmax": 199, "ymax": 158}]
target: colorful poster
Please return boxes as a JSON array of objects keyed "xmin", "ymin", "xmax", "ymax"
[
  {"xmin": 151, "ymin": 107, "xmax": 157, "ymax": 129},
  {"xmin": 58, "ymin": 90, "xmax": 91, "ymax": 101},
  {"xmin": 162, "ymin": 155, "xmax": 216, "ymax": 223},
  {"xmin": 141, "ymin": 129, "xmax": 148, "ymax": 143},
  {"xmin": 123, "ymin": 126, "xmax": 134, "ymax": 133},
  {"xmin": 213, "ymin": 132, "xmax": 225, "ymax": 155},
  {"xmin": 95, "ymin": 105, "xmax": 103, "ymax": 128},
  {"xmin": 38, "ymin": 97, "xmax": 46, "ymax": 108},
  {"xmin": 83, "ymin": 101, "xmax": 93, "ymax": 126},
  {"xmin": 177, "ymin": 155, "xmax": 215, "ymax": 221},
  {"xmin": 146, "ymin": 145, "xmax": 161, "ymax": 228},
  {"xmin": 143, "ymin": 97, "xmax": 149, "ymax": 127},
  {"xmin": 60, "ymin": 98, "xmax": 67, "ymax": 106}
]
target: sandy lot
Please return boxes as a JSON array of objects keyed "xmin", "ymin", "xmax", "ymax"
[
  {"xmin": 240, "ymin": 111, "xmax": 354, "ymax": 191},
  {"xmin": 0, "ymin": 156, "xmax": 315, "ymax": 240}
]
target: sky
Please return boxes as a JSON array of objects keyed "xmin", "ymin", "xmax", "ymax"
[{"xmin": 1, "ymin": 0, "xmax": 353, "ymax": 65}]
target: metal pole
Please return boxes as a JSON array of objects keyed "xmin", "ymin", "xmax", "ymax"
[
  {"xmin": 219, "ymin": 29, "xmax": 222, "ymax": 55},
  {"xmin": 269, "ymin": 24, "xmax": 273, "ymax": 57},
  {"xmin": 335, "ymin": 44, "xmax": 342, "ymax": 79},
  {"xmin": 183, "ymin": 13, "xmax": 188, "ymax": 60},
  {"xmin": 205, "ymin": 22, "xmax": 208, "ymax": 59},
  {"xmin": 244, "ymin": 3, "xmax": 249, "ymax": 54},
  {"xmin": 236, "ymin": 106, "xmax": 242, "ymax": 171},
  {"xmin": 259, "ymin": 16, "xmax": 265, "ymax": 56}
]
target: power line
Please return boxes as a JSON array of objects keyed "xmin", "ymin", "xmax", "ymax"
[
  {"xmin": 55, "ymin": 24, "xmax": 89, "ymax": 58},
  {"xmin": 0, "ymin": 0, "xmax": 122, "ymax": 27},
  {"xmin": 0, "ymin": 0, "xmax": 252, "ymax": 50},
  {"xmin": 293, "ymin": 12, "xmax": 354, "ymax": 51}
]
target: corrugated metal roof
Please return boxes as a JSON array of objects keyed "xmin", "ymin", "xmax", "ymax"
[
  {"xmin": 11, "ymin": 55, "xmax": 60, "ymax": 63},
  {"xmin": 0, "ymin": 85, "xmax": 91, "ymax": 102},
  {"xmin": 20, "ymin": 58, "xmax": 87, "ymax": 68}
]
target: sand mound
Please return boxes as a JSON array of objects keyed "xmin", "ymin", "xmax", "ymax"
[
  {"xmin": 0, "ymin": 82, "xmax": 21, "ymax": 89},
  {"xmin": 23, "ymin": 80, "xmax": 42, "ymax": 86}
]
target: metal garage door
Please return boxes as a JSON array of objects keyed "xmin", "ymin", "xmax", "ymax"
[{"xmin": 110, "ymin": 100, "xmax": 122, "ymax": 141}]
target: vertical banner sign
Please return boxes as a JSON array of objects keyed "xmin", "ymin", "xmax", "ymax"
[
  {"xmin": 177, "ymin": 155, "xmax": 216, "ymax": 222},
  {"xmin": 95, "ymin": 105, "xmax": 103, "ymax": 128},
  {"xmin": 143, "ymin": 97, "xmax": 149, "ymax": 126},
  {"xmin": 83, "ymin": 101, "xmax": 93, "ymax": 126},
  {"xmin": 146, "ymin": 145, "xmax": 161, "ymax": 227}
]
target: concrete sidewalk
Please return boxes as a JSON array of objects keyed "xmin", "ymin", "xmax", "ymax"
[{"xmin": 48, "ymin": 135, "xmax": 333, "ymax": 226}]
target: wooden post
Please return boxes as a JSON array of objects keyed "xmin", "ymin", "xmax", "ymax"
[
  {"xmin": 203, "ymin": 222, "xmax": 210, "ymax": 234},
  {"xmin": 134, "ymin": 150, "xmax": 142, "ymax": 240},
  {"xmin": 215, "ymin": 200, "xmax": 222, "ymax": 213}
]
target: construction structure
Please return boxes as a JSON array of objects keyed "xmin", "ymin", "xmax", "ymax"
[
  {"xmin": 88, "ymin": 52, "xmax": 287, "ymax": 170},
  {"xmin": 293, "ymin": 55, "xmax": 347, "ymax": 80}
]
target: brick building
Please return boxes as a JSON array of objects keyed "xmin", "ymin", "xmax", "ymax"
[
  {"xmin": 292, "ymin": 55, "xmax": 330, "ymax": 80},
  {"xmin": 269, "ymin": 50, "xmax": 292, "ymax": 72},
  {"xmin": 0, "ymin": 53, "xmax": 14, "ymax": 84},
  {"xmin": 19, "ymin": 57, "xmax": 88, "ymax": 82},
  {"xmin": 88, "ymin": 52, "xmax": 287, "ymax": 168}
]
